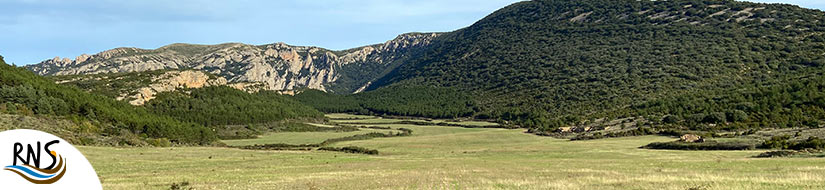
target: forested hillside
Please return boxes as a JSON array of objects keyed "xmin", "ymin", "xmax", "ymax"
[
  {"xmin": 0, "ymin": 55, "xmax": 217, "ymax": 145},
  {"xmin": 367, "ymin": 0, "xmax": 825, "ymax": 131}
]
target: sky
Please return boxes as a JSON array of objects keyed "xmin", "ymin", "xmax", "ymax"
[{"xmin": 0, "ymin": 0, "xmax": 823, "ymax": 65}]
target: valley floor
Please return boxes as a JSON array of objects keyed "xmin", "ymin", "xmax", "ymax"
[{"xmin": 78, "ymin": 115, "xmax": 825, "ymax": 189}]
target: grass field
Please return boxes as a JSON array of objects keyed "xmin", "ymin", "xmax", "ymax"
[{"xmin": 78, "ymin": 115, "xmax": 825, "ymax": 189}]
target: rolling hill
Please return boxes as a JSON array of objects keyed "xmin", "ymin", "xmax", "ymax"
[{"xmin": 365, "ymin": 0, "xmax": 825, "ymax": 130}]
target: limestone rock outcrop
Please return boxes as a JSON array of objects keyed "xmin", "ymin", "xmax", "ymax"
[
  {"xmin": 27, "ymin": 33, "xmax": 440, "ymax": 94},
  {"xmin": 126, "ymin": 70, "xmax": 229, "ymax": 105}
]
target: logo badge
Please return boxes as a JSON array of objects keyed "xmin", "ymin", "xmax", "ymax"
[{"xmin": 0, "ymin": 129, "xmax": 101, "ymax": 189}]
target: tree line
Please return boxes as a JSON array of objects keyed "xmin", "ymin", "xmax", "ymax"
[{"xmin": 294, "ymin": 85, "xmax": 476, "ymax": 119}]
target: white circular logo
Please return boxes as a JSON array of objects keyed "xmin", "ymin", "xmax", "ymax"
[{"xmin": 0, "ymin": 129, "xmax": 102, "ymax": 189}]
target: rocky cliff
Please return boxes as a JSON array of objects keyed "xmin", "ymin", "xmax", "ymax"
[{"xmin": 27, "ymin": 32, "xmax": 439, "ymax": 94}]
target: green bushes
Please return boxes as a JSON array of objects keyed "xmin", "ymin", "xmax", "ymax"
[
  {"xmin": 571, "ymin": 127, "xmax": 658, "ymax": 140},
  {"xmin": 215, "ymin": 122, "xmax": 359, "ymax": 140},
  {"xmin": 761, "ymin": 135, "xmax": 793, "ymax": 149},
  {"xmin": 214, "ymin": 125, "xmax": 266, "ymax": 140},
  {"xmin": 791, "ymin": 137, "xmax": 825, "ymax": 150},
  {"xmin": 148, "ymin": 138, "xmax": 172, "ymax": 147},
  {"xmin": 642, "ymin": 140, "xmax": 757, "ymax": 150},
  {"xmin": 231, "ymin": 127, "xmax": 410, "ymax": 154},
  {"xmin": 318, "ymin": 146, "xmax": 379, "ymax": 155},
  {"xmin": 754, "ymin": 149, "xmax": 824, "ymax": 158},
  {"xmin": 754, "ymin": 150, "xmax": 799, "ymax": 158},
  {"xmin": 267, "ymin": 122, "xmax": 358, "ymax": 133},
  {"xmin": 235, "ymin": 143, "xmax": 316, "ymax": 151},
  {"xmin": 320, "ymin": 132, "xmax": 397, "ymax": 146},
  {"xmin": 319, "ymin": 128, "xmax": 411, "ymax": 145},
  {"xmin": 762, "ymin": 136, "xmax": 825, "ymax": 150}
]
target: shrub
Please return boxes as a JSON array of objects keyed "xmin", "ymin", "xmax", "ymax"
[
  {"xmin": 320, "ymin": 132, "xmax": 394, "ymax": 145},
  {"xmin": 236, "ymin": 143, "xmax": 316, "ymax": 151},
  {"xmin": 754, "ymin": 150, "xmax": 799, "ymax": 158},
  {"xmin": 360, "ymin": 126, "xmax": 392, "ymax": 130},
  {"xmin": 148, "ymin": 138, "xmax": 172, "ymax": 147},
  {"xmin": 571, "ymin": 127, "xmax": 658, "ymax": 140},
  {"xmin": 169, "ymin": 181, "xmax": 193, "ymax": 190},
  {"xmin": 642, "ymin": 140, "xmax": 757, "ymax": 150},
  {"xmin": 703, "ymin": 112, "xmax": 727, "ymax": 124},
  {"xmin": 761, "ymin": 136, "xmax": 825, "ymax": 150},
  {"xmin": 789, "ymin": 137, "xmax": 825, "ymax": 150},
  {"xmin": 318, "ymin": 146, "xmax": 379, "ymax": 155},
  {"xmin": 760, "ymin": 135, "xmax": 792, "ymax": 149},
  {"xmin": 754, "ymin": 149, "xmax": 824, "ymax": 158},
  {"xmin": 268, "ymin": 122, "xmax": 358, "ymax": 133},
  {"xmin": 662, "ymin": 115, "xmax": 681, "ymax": 124},
  {"xmin": 726, "ymin": 110, "xmax": 748, "ymax": 122}
]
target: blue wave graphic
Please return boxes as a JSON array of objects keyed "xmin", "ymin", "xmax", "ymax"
[{"xmin": 4, "ymin": 165, "xmax": 56, "ymax": 179}]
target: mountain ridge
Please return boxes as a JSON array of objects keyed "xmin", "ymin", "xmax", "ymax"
[{"xmin": 26, "ymin": 32, "xmax": 441, "ymax": 94}]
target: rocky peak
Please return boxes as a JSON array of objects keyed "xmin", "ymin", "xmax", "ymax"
[
  {"xmin": 26, "ymin": 33, "xmax": 441, "ymax": 94},
  {"xmin": 382, "ymin": 32, "xmax": 440, "ymax": 52}
]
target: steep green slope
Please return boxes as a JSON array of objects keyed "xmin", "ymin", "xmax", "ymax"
[
  {"xmin": 369, "ymin": 0, "xmax": 825, "ymax": 129},
  {"xmin": 0, "ymin": 55, "xmax": 217, "ymax": 145}
]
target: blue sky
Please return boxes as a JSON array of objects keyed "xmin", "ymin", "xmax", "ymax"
[{"xmin": 0, "ymin": 0, "xmax": 822, "ymax": 65}]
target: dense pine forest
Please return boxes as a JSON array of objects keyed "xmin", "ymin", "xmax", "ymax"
[
  {"xmin": 294, "ymin": 86, "xmax": 476, "ymax": 119},
  {"xmin": 146, "ymin": 86, "xmax": 324, "ymax": 126}
]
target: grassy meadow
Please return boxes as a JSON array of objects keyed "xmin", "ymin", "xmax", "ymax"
[{"xmin": 77, "ymin": 114, "xmax": 825, "ymax": 189}]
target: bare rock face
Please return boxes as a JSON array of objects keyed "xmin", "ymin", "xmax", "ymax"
[
  {"xmin": 127, "ymin": 70, "xmax": 233, "ymax": 105},
  {"xmin": 26, "ymin": 33, "xmax": 440, "ymax": 94}
]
